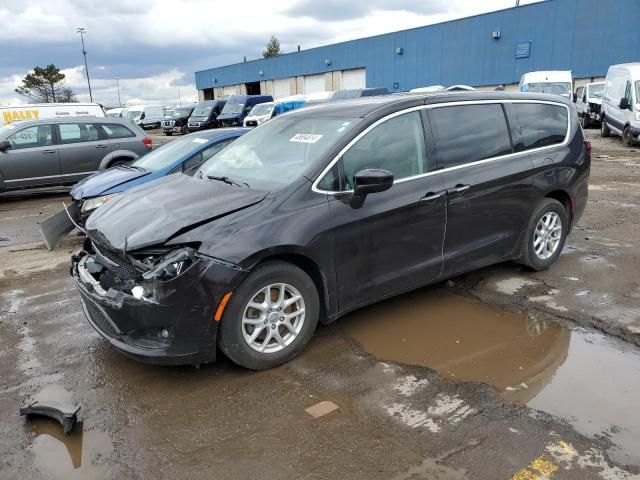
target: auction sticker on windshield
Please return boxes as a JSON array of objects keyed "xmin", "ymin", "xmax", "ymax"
[
  {"xmin": 193, "ymin": 138, "xmax": 208, "ymax": 144},
  {"xmin": 290, "ymin": 133, "xmax": 323, "ymax": 144}
]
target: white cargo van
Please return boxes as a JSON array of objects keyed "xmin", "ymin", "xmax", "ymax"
[
  {"xmin": 520, "ymin": 71, "xmax": 573, "ymax": 99},
  {"xmin": 601, "ymin": 63, "xmax": 640, "ymax": 146},
  {"xmin": 0, "ymin": 103, "xmax": 105, "ymax": 126},
  {"xmin": 122, "ymin": 105, "xmax": 164, "ymax": 129}
]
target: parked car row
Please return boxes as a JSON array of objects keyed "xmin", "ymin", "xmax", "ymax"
[{"xmin": 57, "ymin": 91, "xmax": 589, "ymax": 370}]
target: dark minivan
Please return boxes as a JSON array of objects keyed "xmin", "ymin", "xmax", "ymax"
[
  {"xmin": 187, "ymin": 100, "xmax": 226, "ymax": 132},
  {"xmin": 217, "ymin": 95, "xmax": 273, "ymax": 127},
  {"xmin": 72, "ymin": 92, "xmax": 589, "ymax": 370}
]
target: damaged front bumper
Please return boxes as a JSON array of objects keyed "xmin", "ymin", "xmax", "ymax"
[{"xmin": 71, "ymin": 243, "xmax": 247, "ymax": 366}]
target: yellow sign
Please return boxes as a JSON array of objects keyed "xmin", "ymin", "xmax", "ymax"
[{"xmin": 2, "ymin": 110, "xmax": 40, "ymax": 123}]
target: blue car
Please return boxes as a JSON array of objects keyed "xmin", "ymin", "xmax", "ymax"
[{"xmin": 39, "ymin": 128, "xmax": 248, "ymax": 249}]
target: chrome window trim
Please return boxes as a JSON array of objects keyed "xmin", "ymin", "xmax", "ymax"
[{"xmin": 311, "ymin": 99, "xmax": 571, "ymax": 195}]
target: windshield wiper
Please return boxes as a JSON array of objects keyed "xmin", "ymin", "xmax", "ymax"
[{"xmin": 207, "ymin": 175, "xmax": 250, "ymax": 188}]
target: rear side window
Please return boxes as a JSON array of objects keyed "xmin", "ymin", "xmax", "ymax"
[
  {"xmin": 58, "ymin": 123, "xmax": 99, "ymax": 144},
  {"xmin": 101, "ymin": 123, "xmax": 135, "ymax": 139},
  {"xmin": 512, "ymin": 103, "xmax": 568, "ymax": 151},
  {"xmin": 429, "ymin": 104, "xmax": 512, "ymax": 169}
]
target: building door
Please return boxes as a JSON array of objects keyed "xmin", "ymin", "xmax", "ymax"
[
  {"xmin": 245, "ymin": 82, "xmax": 261, "ymax": 95},
  {"xmin": 342, "ymin": 68, "xmax": 366, "ymax": 89},
  {"xmin": 273, "ymin": 78, "xmax": 291, "ymax": 99},
  {"xmin": 304, "ymin": 74, "xmax": 326, "ymax": 94}
]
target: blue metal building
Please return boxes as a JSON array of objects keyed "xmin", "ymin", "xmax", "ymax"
[{"xmin": 195, "ymin": 0, "xmax": 639, "ymax": 99}]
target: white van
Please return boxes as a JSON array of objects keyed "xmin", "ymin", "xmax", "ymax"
[
  {"xmin": 520, "ymin": 71, "xmax": 573, "ymax": 99},
  {"xmin": 122, "ymin": 105, "xmax": 164, "ymax": 129},
  {"xmin": 574, "ymin": 82, "xmax": 604, "ymax": 129},
  {"xmin": 0, "ymin": 103, "xmax": 105, "ymax": 126},
  {"xmin": 601, "ymin": 63, "xmax": 640, "ymax": 147}
]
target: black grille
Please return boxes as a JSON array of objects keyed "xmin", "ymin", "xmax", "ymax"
[
  {"xmin": 92, "ymin": 241, "xmax": 140, "ymax": 280},
  {"xmin": 83, "ymin": 298, "xmax": 119, "ymax": 337}
]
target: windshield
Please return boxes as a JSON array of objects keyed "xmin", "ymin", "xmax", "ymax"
[
  {"xmin": 132, "ymin": 135, "xmax": 209, "ymax": 171},
  {"xmin": 249, "ymin": 103, "xmax": 273, "ymax": 117},
  {"xmin": 126, "ymin": 110, "xmax": 142, "ymax": 120},
  {"xmin": 173, "ymin": 108, "xmax": 193, "ymax": 117},
  {"xmin": 636, "ymin": 81, "xmax": 640, "ymax": 104},
  {"xmin": 0, "ymin": 124, "xmax": 19, "ymax": 137},
  {"xmin": 198, "ymin": 115, "xmax": 361, "ymax": 186},
  {"xmin": 589, "ymin": 84, "xmax": 604, "ymax": 98},
  {"xmin": 221, "ymin": 102, "xmax": 244, "ymax": 116},
  {"xmin": 192, "ymin": 106, "xmax": 212, "ymax": 117},
  {"xmin": 524, "ymin": 82, "xmax": 572, "ymax": 96}
]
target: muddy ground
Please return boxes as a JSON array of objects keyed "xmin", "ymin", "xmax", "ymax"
[{"xmin": 0, "ymin": 129, "xmax": 639, "ymax": 479}]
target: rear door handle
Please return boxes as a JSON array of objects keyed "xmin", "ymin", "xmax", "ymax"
[
  {"xmin": 95, "ymin": 144, "xmax": 109, "ymax": 149},
  {"xmin": 420, "ymin": 191, "xmax": 446, "ymax": 202},
  {"xmin": 446, "ymin": 184, "xmax": 470, "ymax": 195},
  {"xmin": 42, "ymin": 149, "xmax": 56, "ymax": 154}
]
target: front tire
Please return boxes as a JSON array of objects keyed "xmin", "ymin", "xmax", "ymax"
[
  {"xmin": 601, "ymin": 117, "xmax": 611, "ymax": 137},
  {"xmin": 218, "ymin": 261, "xmax": 320, "ymax": 370},
  {"xmin": 623, "ymin": 126, "xmax": 634, "ymax": 147},
  {"xmin": 581, "ymin": 113, "xmax": 591, "ymax": 129},
  {"xmin": 520, "ymin": 198, "xmax": 568, "ymax": 271}
]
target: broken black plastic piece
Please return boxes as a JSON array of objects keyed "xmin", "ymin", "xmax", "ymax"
[{"xmin": 20, "ymin": 402, "xmax": 80, "ymax": 435}]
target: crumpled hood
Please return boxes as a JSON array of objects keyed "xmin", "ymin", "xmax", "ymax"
[
  {"xmin": 71, "ymin": 166, "xmax": 150, "ymax": 200},
  {"xmin": 85, "ymin": 173, "xmax": 267, "ymax": 251}
]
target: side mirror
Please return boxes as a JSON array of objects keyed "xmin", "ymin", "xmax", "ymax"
[
  {"xmin": 0, "ymin": 140, "xmax": 12, "ymax": 151},
  {"xmin": 353, "ymin": 168, "xmax": 394, "ymax": 197},
  {"xmin": 620, "ymin": 97, "xmax": 631, "ymax": 110},
  {"xmin": 140, "ymin": 113, "xmax": 146, "ymax": 119}
]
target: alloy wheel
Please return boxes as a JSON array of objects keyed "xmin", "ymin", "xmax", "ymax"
[
  {"xmin": 242, "ymin": 283, "xmax": 306, "ymax": 353},
  {"xmin": 533, "ymin": 212, "xmax": 562, "ymax": 260}
]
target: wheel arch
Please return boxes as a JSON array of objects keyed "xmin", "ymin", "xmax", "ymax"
[
  {"xmin": 99, "ymin": 150, "xmax": 139, "ymax": 170},
  {"xmin": 545, "ymin": 189, "xmax": 573, "ymax": 223},
  {"xmin": 250, "ymin": 252, "xmax": 332, "ymax": 323}
]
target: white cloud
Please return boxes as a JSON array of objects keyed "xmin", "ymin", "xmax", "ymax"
[{"xmin": 1, "ymin": 67, "xmax": 197, "ymax": 108}]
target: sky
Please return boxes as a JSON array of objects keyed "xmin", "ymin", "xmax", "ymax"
[{"xmin": 0, "ymin": 0, "xmax": 540, "ymax": 108}]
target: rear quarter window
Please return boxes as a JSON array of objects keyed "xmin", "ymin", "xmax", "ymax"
[
  {"xmin": 100, "ymin": 123, "xmax": 136, "ymax": 139},
  {"xmin": 428, "ymin": 103, "xmax": 513, "ymax": 169},
  {"xmin": 512, "ymin": 103, "xmax": 568, "ymax": 152}
]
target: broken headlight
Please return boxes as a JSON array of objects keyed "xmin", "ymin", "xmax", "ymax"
[
  {"xmin": 133, "ymin": 247, "xmax": 197, "ymax": 281},
  {"xmin": 82, "ymin": 193, "xmax": 120, "ymax": 214}
]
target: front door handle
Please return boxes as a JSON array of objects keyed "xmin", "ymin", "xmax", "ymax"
[
  {"xmin": 42, "ymin": 149, "xmax": 56, "ymax": 154},
  {"xmin": 95, "ymin": 144, "xmax": 109, "ymax": 149},
  {"xmin": 420, "ymin": 191, "xmax": 446, "ymax": 202},
  {"xmin": 446, "ymin": 184, "xmax": 470, "ymax": 195}
]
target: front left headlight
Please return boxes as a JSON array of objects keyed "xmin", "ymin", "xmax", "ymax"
[{"xmin": 81, "ymin": 193, "xmax": 119, "ymax": 214}]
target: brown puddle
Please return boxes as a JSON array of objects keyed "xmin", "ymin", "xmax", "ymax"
[
  {"xmin": 343, "ymin": 289, "xmax": 570, "ymax": 404},
  {"xmin": 26, "ymin": 384, "xmax": 113, "ymax": 480},
  {"xmin": 342, "ymin": 288, "xmax": 640, "ymax": 466}
]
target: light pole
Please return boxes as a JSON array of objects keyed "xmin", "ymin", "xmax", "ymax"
[
  {"xmin": 115, "ymin": 77, "xmax": 122, "ymax": 107},
  {"xmin": 76, "ymin": 27, "xmax": 93, "ymax": 102}
]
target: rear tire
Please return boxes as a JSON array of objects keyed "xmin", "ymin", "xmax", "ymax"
[
  {"xmin": 110, "ymin": 158, "xmax": 130, "ymax": 168},
  {"xmin": 601, "ymin": 117, "xmax": 611, "ymax": 137},
  {"xmin": 218, "ymin": 261, "xmax": 320, "ymax": 370},
  {"xmin": 623, "ymin": 126, "xmax": 634, "ymax": 147},
  {"xmin": 520, "ymin": 198, "xmax": 568, "ymax": 271}
]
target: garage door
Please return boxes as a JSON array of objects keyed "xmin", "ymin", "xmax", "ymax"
[
  {"xmin": 304, "ymin": 74, "xmax": 326, "ymax": 94},
  {"xmin": 222, "ymin": 85, "xmax": 238, "ymax": 96},
  {"xmin": 272, "ymin": 78, "xmax": 291, "ymax": 99},
  {"xmin": 342, "ymin": 68, "xmax": 366, "ymax": 89}
]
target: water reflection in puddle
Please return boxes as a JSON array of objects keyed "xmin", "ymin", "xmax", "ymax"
[
  {"xmin": 342, "ymin": 288, "xmax": 640, "ymax": 466},
  {"xmin": 29, "ymin": 418, "xmax": 112, "ymax": 480},
  {"xmin": 26, "ymin": 383, "xmax": 113, "ymax": 480}
]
